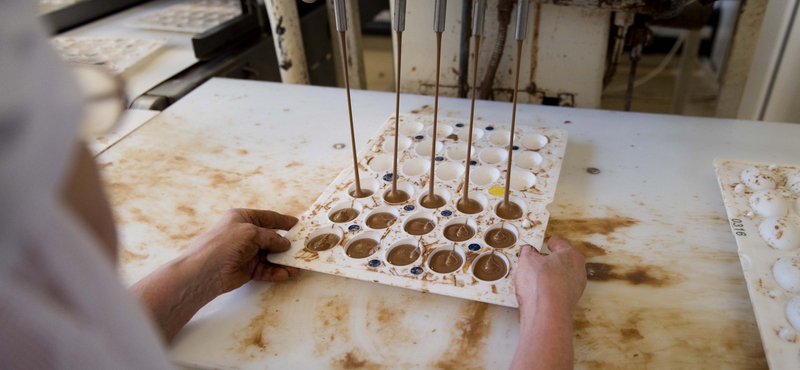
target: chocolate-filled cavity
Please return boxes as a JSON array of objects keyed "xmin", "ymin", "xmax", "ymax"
[
  {"xmin": 420, "ymin": 193, "xmax": 446, "ymax": 209},
  {"xmin": 384, "ymin": 189, "xmax": 411, "ymax": 204},
  {"xmin": 485, "ymin": 228, "xmax": 517, "ymax": 249},
  {"xmin": 346, "ymin": 238, "xmax": 380, "ymax": 259},
  {"xmin": 429, "ymin": 249, "xmax": 463, "ymax": 274},
  {"xmin": 473, "ymin": 253, "xmax": 508, "ymax": 281},
  {"xmin": 443, "ymin": 223, "xmax": 476, "ymax": 242},
  {"xmin": 496, "ymin": 200, "xmax": 523, "ymax": 220},
  {"xmin": 305, "ymin": 233, "xmax": 341, "ymax": 252},
  {"xmin": 404, "ymin": 218, "xmax": 436, "ymax": 235},
  {"xmin": 457, "ymin": 197, "xmax": 484, "ymax": 214},
  {"xmin": 330, "ymin": 208, "xmax": 359, "ymax": 223},
  {"xmin": 366, "ymin": 212, "xmax": 398, "ymax": 229},
  {"xmin": 386, "ymin": 244, "xmax": 421, "ymax": 266},
  {"xmin": 349, "ymin": 188, "xmax": 374, "ymax": 198}
]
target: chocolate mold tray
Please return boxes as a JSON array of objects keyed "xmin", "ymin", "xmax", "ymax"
[
  {"xmin": 269, "ymin": 114, "xmax": 567, "ymax": 307},
  {"xmin": 714, "ymin": 159, "xmax": 800, "ymax": 369},
  {"xmin": 50, "ymin": 37, "xmax": 166, "ymax": 75},
  {"xmin": 127, "ymin": 0, "xmax": 241, "ymax": 34}
]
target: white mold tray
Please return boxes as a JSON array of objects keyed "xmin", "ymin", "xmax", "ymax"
[
  {"xmin": 714, "ymin": 158, "xmax": 800, "ymax": 369},
  {"xmin": 269, "ymin": 114, "xmax": 568, "ymax": 307}
]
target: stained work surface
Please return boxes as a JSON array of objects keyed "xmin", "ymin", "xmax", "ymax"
[{"xmin": 100, "ymin": 79, "xmax": 786, "ymax": 369}]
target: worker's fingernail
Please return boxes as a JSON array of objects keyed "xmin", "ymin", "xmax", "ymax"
[{"xmin": 280, "ymin": 237, "xmax": 291, "ymax": 249}]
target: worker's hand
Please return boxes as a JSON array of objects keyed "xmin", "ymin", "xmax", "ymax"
[
  {"xmin": 515, "ymin": 236, "xmax": 586, "ymax": 323},
  {"xmin": 186, "ymin": 208, "xmax": 300, "ymax": 296}
]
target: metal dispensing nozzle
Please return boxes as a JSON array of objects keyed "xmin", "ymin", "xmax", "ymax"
[
  {"xmin": 394, "ymin": 0, "xmax": 407, "ymax": 32},
  {"xmin": 434, "ymin": 0, "xmax": 447, "ymax": 33},
  {"xmin": 472, "ymin": 0, "xmax": 487, "ymax": 36},
  {"xmin": 515, "ymin": 0, "xmax": 529, "ymax": 41},
  {"xmin": 333, "ymin": 0, "xmax": 347, "ymax": 32}
]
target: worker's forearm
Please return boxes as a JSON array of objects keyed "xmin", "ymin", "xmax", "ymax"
[
  {"xmin": 510, "ymin": 302, "xmax": 575, "ymax": 370},
  {"xmin": 131, "ymin": 251, "xmax": 219, "ymax": 343}
]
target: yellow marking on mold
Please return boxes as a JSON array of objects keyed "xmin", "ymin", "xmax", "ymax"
[{"xmin": 488, "ymin": 187, "xmax": 505, "ymax": 196}]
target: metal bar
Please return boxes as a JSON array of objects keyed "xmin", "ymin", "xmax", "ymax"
[
  {"xmin": 515, "ymin": 0, "xmax": 529, "ymax": 41},
  {"xmin": 472, "ymin": 0, "xmax": 487, "ymax": 36},
  {"xmin": 394, "ymin": 0, "xmax": 407, "ymax": 32},
  {"xmin": 457, "ymin": 0, "xmax": 473, "ymax": 98},
  {"xmin": 434, "ymin": 0, "xmax": 447, "ymax": 33},
  {"xmin": 333, "ymin": 0, "xmax": 347, "ymax": 31}
]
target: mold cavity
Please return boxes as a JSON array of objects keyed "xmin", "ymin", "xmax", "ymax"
[
  {"xmin": 344, "ymin": 232, "xmax": 381, "ymax": 259},
  {"xmin": 456, "ymin": 192, "xmax": 488, "ymax": 214},
  {"xmin": 494, "ymin": 197, "xmax": 528, "ymax": 220},
  {"xmin": 521, "ymin": 134, "xmax": 548, "ymax": 150},
  {"xmin": 514, "ymin": 152, "xmax": 543, "ymax": 170},
  {"xmin": 484, "ymin": 222, "xmax": 519, "ymax": 248},
  {"xmin": 365, "ymin": 206, "xmax": 400, "ymax": 230},
  {"xmin": 403, "ymin": 211, "xmax": 437, "ymax": 235},
  {"xmin": 458, "ymin": 128, "xmax": 484, "ymax": 142},
  {"xmin": 385, "ymin": 238, "xmax": 422, "ymax": 266},
  {"xmin": 399, "ymin": 121, "xmax": 424, "ymax": 135},
  {"xmin": 415, "ymin": 140, "xmax": 444, "ymax": 157},
  {"xmin": 479, "ymin": 147, "xmax": 509, "ymax": 165},
  {"xmin": 427, "ymin": 246, "xmax": 465, "ymax": 274},
  {"xmin": 447, "ymin": 143, "xmax": 469, "ymax": 161},
  {"xmin": 443, "ymin": 217, "xmax": 477, "ymax": 242},
  {"xmin": 328, "ymin": 201, "xmax": 364, "ymax": 223},
  {"xmin": 472, "ymin": 251, "xmax": 510, "ymax": 282},
  {"xmin": 470, "ymin": 166, "xmax": 500, "ymax": 186},
  {"xmin": 368, "ymin": 154, "xmax": 393, "ymax": 172},
  {"xmin": 436, "ymin": 162, "xmax": 465, "ymax": 182},
  {"xmin": 427, "ymin": 124, "xmax": 454, "ymax": 138},
  {"xmin": 402, "ymin": 157, "xmax": 431, "ymax": 177},
  {"xmin": 418, "ymin": 187, "xmax": 451, "ymax": 209},
  {"xmin": 510, "ymin": 171, "xmax": 537, "ymax": 191},
  {"xmin": 382, "ymin": 136, "xmax": 413, "ymax": 153},
  {"xmin": 304, "ymin": 225, "xmax": 343, "ymax": 252},
  {"xmin": 382, "ymin": 182, "xmax": 415, "ymax": 204},
  {"xmin": 489, "ymin": 130, "xmax": 513, "ymax": 146},
  {"xmin": 347, "ymin": 178, "xmax": 379, "ymax": 198}
]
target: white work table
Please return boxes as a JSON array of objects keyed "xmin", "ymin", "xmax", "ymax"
[{"xmin": 99, "ymin": 78, "xmax": 800, "ymax": 369}]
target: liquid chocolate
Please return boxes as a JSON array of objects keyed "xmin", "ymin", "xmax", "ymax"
[
  {"xmin": 305, "ymin": 233, "xmax": 340, "ymax": 252},
  {"xmin": 404, "ymin": 218, "xmax": 436, "ymax": 235},
  {"xmin": 346, "ymin": 239, "xmax": 380, "ymax": 259},
  {"xmin": 349, "ymin": 188, "xmax": 374, "ymax": 198},
  {"xmin": 443, "ymin": 223, "xmax": 475, "ymax": 242},
  {"xmin": 485, "ymin": 228, "xmax": 516, "ymax": 249},
  {"xmin": 386, "ymin": 244, "xmax": 420, "ymax": 266},
  {"xmin": 456, "ymin": 198, "xmax": 483, "ymax": 214},
  {"xmin": 496, "ymin": 201, "xmax": 523, "ymax": 220},
  {"xmin": 330, "ymin": 208, "xmax": 359, "ymax": 223},
  {"xmin": 419, "ymin": 193, "xmax": 446, "ymax": 209},
  {"xmin": 384, "ymin": 189, "xmax": 410, "ymax": 204},
  {"xmin": 366, "ymin": 212, "xmax": 397, "ymax": 229},
  {"xmin": 429, "ymin": 249, "xmax": 463, "ymax": 274},
  {"xmin": 473, "ymin": 253, "xmax": 507, "ymax": 281}
]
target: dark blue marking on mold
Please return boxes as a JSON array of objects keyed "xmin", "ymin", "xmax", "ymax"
[
  {"xmin": 486, "ymin": 126, "xmax": 494, "ymax": 131},
  {"xmin": 468, "ymin": 243, "xmax": 481, "ymax": 251},
  {"xmin": 415, "ymin": 135, "xmax": 424, "ymax": 140},
  {"xmin": 368, "ymin": 259, "xmax": 381, "ymax": 267},
  {"xmin": 403, "ymin": 205, "xmax": 415, "ymax": 211},
  {"xmin": 410, "ymin": 267, "xmax": 424, "ymax": 275},
  {"xmin": 348, "ymin": 225, "xmax": 360, "ymax": 232},
  {"xmin": 512, "ymin": 145, "xmax": 519, "ymax": 150},
  {"xmin": 383, "ymin": 173, "xmax": 393, "ymax": 182},
  {"xmin": 470, "ymin": 160, "xmax": 477, "ymax": 165},
  {"xmin": 441, "ymin": 210, "xmax": 453, "ymax": 217},
  {"xmin": 435, "ymin": 156, "xmax": 444, "ymax": 162},
  {"xmin": 455, "ymin": 123, "xmax": 464, "ymax": 128}
]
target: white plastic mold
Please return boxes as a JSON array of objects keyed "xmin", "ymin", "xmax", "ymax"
[
  {"xmin": 270, "ymin": 114, "xmax": 568, "ymax": 307},
  {"xmin": 714, "ymin": 159, "xmax": 800, "ymax": 369}
]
